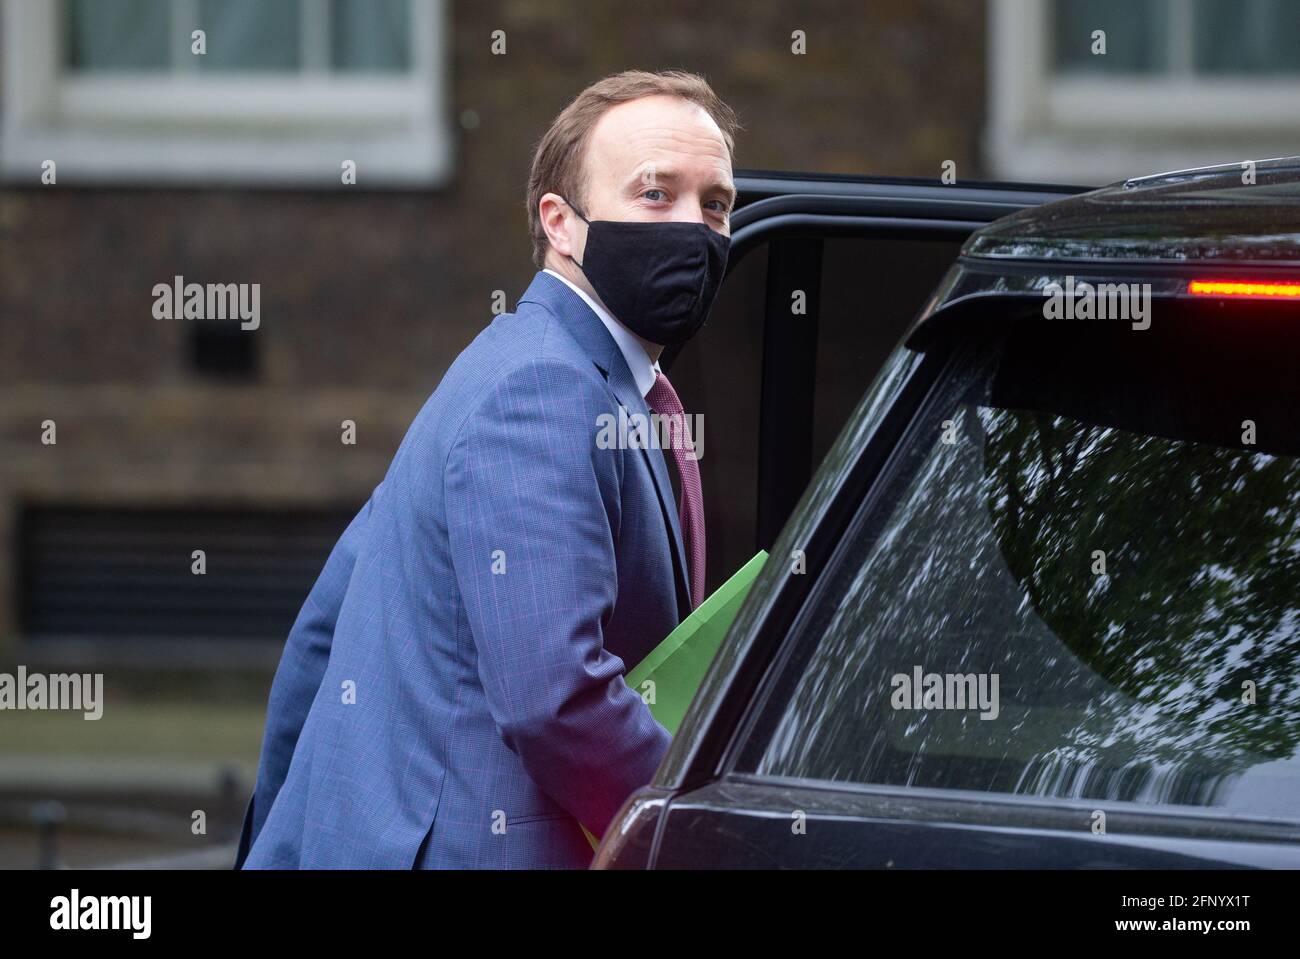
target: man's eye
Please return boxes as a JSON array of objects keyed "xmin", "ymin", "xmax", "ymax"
[{"xmin": 642, "ymin": 189, "xmax": 666, "ymax": 202}]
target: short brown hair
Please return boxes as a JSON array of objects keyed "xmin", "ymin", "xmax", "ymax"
[{"xmin": 526, "ymin": 70, "xmax": 742, "ymax": 268}]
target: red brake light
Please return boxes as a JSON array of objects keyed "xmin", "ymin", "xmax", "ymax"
[{"xmin": 1188, "ymin": 280, "xmax": 1300, "ymax": 298}]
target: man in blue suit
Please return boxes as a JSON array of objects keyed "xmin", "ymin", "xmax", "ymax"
[{"xmin": 237, "ymin": 70, "xmax": 740, "ymax": 868}]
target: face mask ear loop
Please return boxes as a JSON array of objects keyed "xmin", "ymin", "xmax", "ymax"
[{"xmin": 563, "ymin": 196, "xmax": 591, "ymax": 270}]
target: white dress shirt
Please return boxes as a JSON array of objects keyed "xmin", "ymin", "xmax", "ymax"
[{"xmin": 543, "ymin": 268, "xmax": 661, "ymax": 399}]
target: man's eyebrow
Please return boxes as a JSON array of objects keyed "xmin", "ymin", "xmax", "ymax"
[{"xmin": 627, "ymin": 165, "xmax": 738, "ymax": 208}]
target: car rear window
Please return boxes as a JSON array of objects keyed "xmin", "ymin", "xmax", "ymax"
[{"xmin": 737, "ymin": 304, "xmax": 1300, "ymax": 822}]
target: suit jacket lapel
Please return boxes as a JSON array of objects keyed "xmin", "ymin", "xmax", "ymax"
[{"xmin": 518, "ymin": 271, "xmax": 694, "ymax": 616}]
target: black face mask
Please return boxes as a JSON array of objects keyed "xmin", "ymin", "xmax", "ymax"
[{"xmin": 564, "ymin": 200, "xmax": 730, "ymax": 347}]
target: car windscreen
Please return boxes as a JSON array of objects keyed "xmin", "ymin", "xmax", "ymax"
[{"xmin": 738, "ymin": 303, "xmax": 1300, "ymax": 823}]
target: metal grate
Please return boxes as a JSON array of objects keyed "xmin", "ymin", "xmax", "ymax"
[{"xmin": 17, "ymin": 505, "xmax": 356, "ymax": 640}]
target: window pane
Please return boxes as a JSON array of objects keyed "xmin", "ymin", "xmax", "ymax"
[
  {"xmin": 741, "ymin": 313, "xmax": 1300, "ymax": 822},
  {"xmin": 1052, "ymin": 0, "xmax": 1169, "ymax": 75},
  {"xmin": 331, "ymin": 0, "xmax": 411, "ymax": 71},
  {"xmin": 65, "ymin": 0, "xmax": 169, "ymax": 71},
  {"xmin": 196, "ymin": 0, "xmax": 300, "ymax": 71},
  {"xmin": 1194, "ymin": 0, "xmax": 1300, "ymax": 74}
]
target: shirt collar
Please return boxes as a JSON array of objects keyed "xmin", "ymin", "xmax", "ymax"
[{"xmin": 543, "ymin": 268, "xmax": 660, "ymax": 399}]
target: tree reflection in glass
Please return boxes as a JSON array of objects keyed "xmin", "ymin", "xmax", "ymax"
[{"xmin": 754, "ymin": 346, "xmax": 1300, "ymax": 820}]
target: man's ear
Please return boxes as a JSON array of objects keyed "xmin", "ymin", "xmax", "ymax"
[{"xmin": 538, "ymin": 192, "xmax": 580, "ymax": 260}]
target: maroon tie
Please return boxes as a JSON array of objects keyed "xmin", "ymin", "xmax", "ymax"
[{"xmin": 645, "ymin": 371, "xmax": 705, "ymax": 611}]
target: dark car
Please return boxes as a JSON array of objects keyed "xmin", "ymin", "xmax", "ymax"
[{"xmin": 595, "ymin": 157, "xmax": 1300, "ymax": 869}]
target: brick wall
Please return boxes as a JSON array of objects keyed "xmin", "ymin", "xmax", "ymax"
[{"xmin": 0, "ymin": 0, "xmax": 987, "ymax": 650}]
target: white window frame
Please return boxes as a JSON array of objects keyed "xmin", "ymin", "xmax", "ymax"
[
  {"xmin": 0, "ymin": 0, "xmax": 452, "ymax": 187},
  {"xmin": 986, "ymin": 0, "xmax": 1300, "ymax": 185}
]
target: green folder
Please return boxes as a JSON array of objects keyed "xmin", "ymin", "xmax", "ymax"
[{"xmin": 581, "ymin": 549, "xmax": 770, "ymax": 852}]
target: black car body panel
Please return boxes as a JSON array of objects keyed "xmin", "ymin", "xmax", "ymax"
[
  {"xmin": 651, "ymin": 781, "xmax": 1300, "ymax": 869},
  {"xmin": 965, "ymin": 156, "xmax": 1300, "ymax": 265}
]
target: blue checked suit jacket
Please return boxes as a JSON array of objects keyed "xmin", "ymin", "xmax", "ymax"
[{"xmin": 236, "ymin": 270, "xmax": 692, "ymax": 869}]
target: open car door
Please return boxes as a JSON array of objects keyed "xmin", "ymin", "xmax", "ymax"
[{"xmin": 662, "ymin": 170, "xmax": 1085, "ymax": 590}]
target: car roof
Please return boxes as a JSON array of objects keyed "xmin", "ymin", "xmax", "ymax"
[{"xmin": 963, "ymin": 155, "xmax": 1300, "ymax": 266}]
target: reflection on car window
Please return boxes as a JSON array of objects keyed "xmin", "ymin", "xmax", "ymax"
[{"xmin": 741, "ymin": 313, "xmax": 1300, "ymax": 821}]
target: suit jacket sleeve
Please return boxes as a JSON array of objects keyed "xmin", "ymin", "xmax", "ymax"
[
  {"xmin": 444, "ymin": 358, "xmax": 673, "ymax": 838},
  {"xmin": 234, "ymin": 490, "xmax": 377, "ymax": 867}
]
